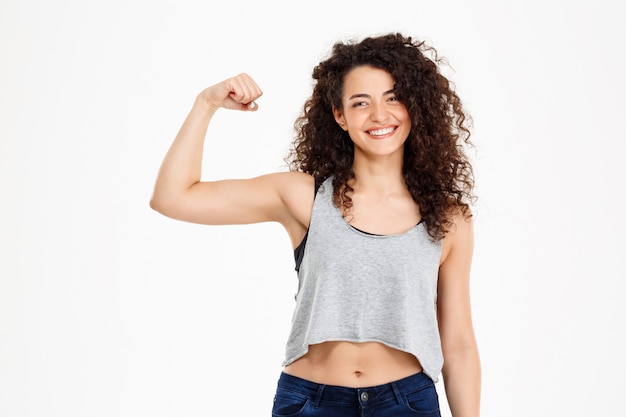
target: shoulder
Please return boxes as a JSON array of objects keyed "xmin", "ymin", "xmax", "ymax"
[
  {"xmin": 271, "ymin": 171, "xmax": 316, "ymax": 234},
  {"xmin": 257, "ymin": 171, "xmax": 315, "ymax": 212},
  {"xmin": 439, "ymin": 207, "xmax": 474, "ymax": 267},
  {"xmin": 271, "ymin": 171, "xmax": 316, "ymax": 200}
]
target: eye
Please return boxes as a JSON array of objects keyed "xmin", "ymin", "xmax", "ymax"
[{"xmin": 352, "ymin": 101, "xmax": 368, "ymax": 108}]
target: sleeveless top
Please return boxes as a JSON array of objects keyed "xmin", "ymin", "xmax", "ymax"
[{"xmin": 283, "ymin": 177, "xmax": 444, "ymax": 382}]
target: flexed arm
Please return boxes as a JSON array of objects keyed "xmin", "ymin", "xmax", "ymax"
[{"xmin": 150, "ymin": 74, "xmax": 313, "ymax": 234}]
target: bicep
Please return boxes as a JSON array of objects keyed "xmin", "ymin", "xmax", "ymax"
[{"xmin": 152, "ymin": 172, "xmax": 313, "ymax": 226}]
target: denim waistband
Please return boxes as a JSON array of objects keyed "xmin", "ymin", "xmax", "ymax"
[{"xmin": 276, "ymin": 371, "xmax": 434, "ymax": 406}]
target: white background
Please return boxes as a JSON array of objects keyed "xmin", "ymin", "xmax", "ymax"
[{"xmin": 1, "ymin": 1, "xmax": 625, "ymax": 416}]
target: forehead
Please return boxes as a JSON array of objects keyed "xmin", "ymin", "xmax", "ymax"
[{"xmin": 342, "ymin": 66, "xmax": 395, "ymax": 95}]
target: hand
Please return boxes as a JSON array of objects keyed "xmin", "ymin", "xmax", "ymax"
[{"xmin": 198, "ymin": 73, "xmax": 263, "ymax": 112}]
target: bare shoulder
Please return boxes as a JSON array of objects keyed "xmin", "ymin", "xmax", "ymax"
[
  {"xmin": 439, "ymin": 207, "xmax": 474, "ymax": 267},
  {"xmin": 271, "ymin": 171, "xmax": 316, "ymax": 246},
  {"xmin": 238, "ymin": 170, "xmax": 315, "ymax": 223},
  {"xmin": 269, "ymin": 170, "xmax": 315, "ymax": 199},
  {"xmin": 270, "ymin": 170, "xmax": 316, "ymax": 193}
]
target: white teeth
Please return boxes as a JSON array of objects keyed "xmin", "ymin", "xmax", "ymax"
[{"xmin": 368, "ymin": 127, "xmax": 394, "ymax": 136}]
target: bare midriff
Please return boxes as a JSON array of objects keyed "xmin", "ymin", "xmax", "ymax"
[{"xmin": 283, "ymin": 341, "xmax": 423, "ymax": 388}]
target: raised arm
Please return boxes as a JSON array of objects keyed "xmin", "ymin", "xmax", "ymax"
[
  {"xmin": 437, "ymin": 211, "xmax": 481, "ymax": 417},
  {"xmin": 149, "ymin": 74, "xmax": 314, "ymax": 243}
]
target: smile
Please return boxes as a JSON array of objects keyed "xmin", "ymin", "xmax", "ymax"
[{"xmin": 367, "ymin": 127, "xmax": 396, "ymax": 137}]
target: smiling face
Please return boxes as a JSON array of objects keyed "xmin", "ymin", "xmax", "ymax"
[{"xmin": 333, "ymin": 65, "xmax": 411, "ymax": 161}]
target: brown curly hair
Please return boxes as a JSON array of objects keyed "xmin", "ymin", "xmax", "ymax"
[{"xmin": 286, "ymin": 33, "xmax": 476, "ymax": 240}]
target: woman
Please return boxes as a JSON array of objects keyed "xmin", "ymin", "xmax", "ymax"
[{"xmin": 151, "ymin": 33, "xmax": 480, "ymax": 417}]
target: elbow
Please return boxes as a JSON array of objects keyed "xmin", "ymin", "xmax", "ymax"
[
  {"xmin": 150, "ymin": 183, "xmax": 203, "ymax": 222},
  {"xmin": 149, "ymin": 192, "xmax": 171, "ymax": 216},
  {"xmin": 149, "ymin": 195, "xmax": 160, "ymax": 212},
  {"xmin": 149, "ymin": 191, "xmax": 189, "ymax": 220},
  {"xmin": 441, "ymin": 333, "xmax": 479, "ymax": 355}
]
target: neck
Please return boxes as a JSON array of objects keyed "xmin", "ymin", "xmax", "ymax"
[{"xmin": 350, "ymin": 152, "xmax": 406, "ymax": 194}]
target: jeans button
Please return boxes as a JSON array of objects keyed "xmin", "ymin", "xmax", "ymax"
[{"xmin": 360, "ymin": 391, "xmax": 369, "ymax": 402}]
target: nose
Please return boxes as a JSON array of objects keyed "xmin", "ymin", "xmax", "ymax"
[{"xmin": 369, "ymin": 101, "xmax": 388, "ymax": 122}]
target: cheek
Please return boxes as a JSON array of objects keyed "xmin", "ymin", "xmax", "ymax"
[{"xmin": 398, "ymin": 113, "xmax": 412, "ymax": 129}]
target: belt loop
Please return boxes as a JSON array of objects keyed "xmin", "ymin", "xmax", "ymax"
[
  {"xmin": 313, "ymin": 384, "xmax": 325, "ymax": 407},
  {"xmin": 390, "ymin": 381, "xmax": 403, "ymax": 405}
]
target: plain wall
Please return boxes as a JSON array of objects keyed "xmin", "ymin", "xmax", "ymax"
[{"xmin": 1, "ymin": 0, "xmax": 625, "ymax": 416}]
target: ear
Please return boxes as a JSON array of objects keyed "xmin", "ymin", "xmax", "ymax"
[{"xmin": 332, "ymin": 107, "xmax": 348, "ymax": 131}]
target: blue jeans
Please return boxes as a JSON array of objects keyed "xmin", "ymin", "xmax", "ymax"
[{"xmin": 272, "ymin": 372, "xmax": 441, "ymax": 416}]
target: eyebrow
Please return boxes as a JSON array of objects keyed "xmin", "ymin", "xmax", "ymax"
[{"xmin": 348, "ymin": 89, "xmax": 395, "ymax": 100}]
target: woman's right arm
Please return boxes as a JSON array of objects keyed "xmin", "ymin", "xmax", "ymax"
[{"xmin": 149, "ymin": 74, "xmax": 313, "ymax": 236}]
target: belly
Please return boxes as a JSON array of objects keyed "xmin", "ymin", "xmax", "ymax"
[{"xmin": 283, "ymin": 341, "xmax": 423, "ymax": 387}]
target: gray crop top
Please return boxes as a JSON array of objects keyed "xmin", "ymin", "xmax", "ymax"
[{"xmin": 283, "ymin": 176, "xmax": 444, "ymax": 382}]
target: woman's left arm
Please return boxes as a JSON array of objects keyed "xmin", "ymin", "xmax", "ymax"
[{"xmin": 437, "ymin": 211, "xmax": 481, "ymax": 417}]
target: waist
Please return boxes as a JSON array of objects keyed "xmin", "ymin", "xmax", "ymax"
[
  {"xmin": 276, "ymin": 370, "xmax": 435, "ymax": 407},
  {"xmin": 283, "ymin": 341, "xmax": 423, "ymax": 387}
]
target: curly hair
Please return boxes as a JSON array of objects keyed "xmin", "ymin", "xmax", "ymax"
[{"xmin": 286, "ymin": 33, "xmax": 476, "ymax": 240}]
